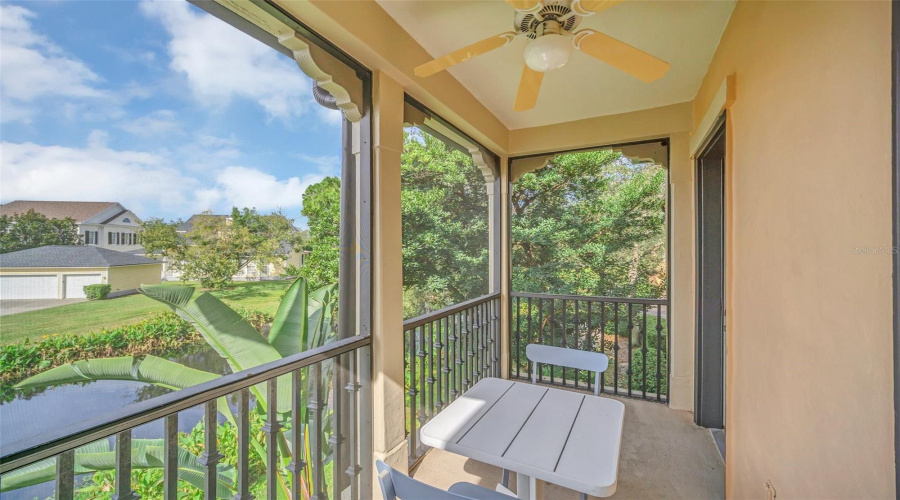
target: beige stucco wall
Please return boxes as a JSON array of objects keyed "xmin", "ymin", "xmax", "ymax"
[
  {"xmin": 107, "ymin": 264, "xmax": 162, "ymax": 295},
  {"xmin": 692, "ymin": 1, "xmax": 894, "ymax": 497}
]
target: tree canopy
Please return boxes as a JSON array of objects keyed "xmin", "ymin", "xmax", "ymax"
[
  {"xmin": 511, "ymin": 150, "xmax": 667, "ymax": 298},
  {"xmin": 139, "ymin": 208, "xmax": 301, "ymax": 289},
  {"xmin": 0, "ymin": 209, "xmax": 82, "ymax": 253}
]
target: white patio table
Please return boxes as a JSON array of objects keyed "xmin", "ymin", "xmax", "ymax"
[{"xmin": 419, "ymin": 377, "xmax": 625, "ymax": 500}]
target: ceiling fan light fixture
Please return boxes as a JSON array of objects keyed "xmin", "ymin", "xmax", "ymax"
[{"xmin": 524, "ymin": 33, "xmax": 574, "ymax": 72}]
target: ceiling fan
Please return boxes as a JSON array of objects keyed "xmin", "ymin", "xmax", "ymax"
[{"xmin": 414, "ymin": 0, "xmax": 670, "ymax": 112}]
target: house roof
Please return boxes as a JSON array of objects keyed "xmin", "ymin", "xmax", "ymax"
[
  {"xmin": 176, "ymin": 214, "xmax": 229, "ymax": 233},
  {"xmin": 0, "ymin": 201, "xmax": 118, "ymax": 223},
  {"xmin": 0, "ymin": 246, "xmax": 159, "ymax": 268}
]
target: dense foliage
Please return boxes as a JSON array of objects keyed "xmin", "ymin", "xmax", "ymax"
[
  {"xmin": 296, "ymin": 177, "xmax": 340, "ymax": 289},
  {"xmin": 401, "ymin": 130, "xmax": 489, "ymax": 315},
  {"xmin": 139, "ymin": 208, "xmax": 302, "ymax": 289},
  {"xmin": 0, "ymin": 209, "xmax": 82, "ymax": 253},
  {"xmin": 512, "ymin": 150, "xmax": 667, "ymax": 298},
  {"xmin": 83, "ymin": 283, "xmax": 111, "ymax": 300}
]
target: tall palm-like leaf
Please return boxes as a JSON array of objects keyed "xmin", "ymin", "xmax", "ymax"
[
  {"xmin": 15, "ymin": 356, "xmax": 219, "ymax": 391},
  {"xmin": 267, "ymin": 278, "xmax": 309, "ymax": 357}
]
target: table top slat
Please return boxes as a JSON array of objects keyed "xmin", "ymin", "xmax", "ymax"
[
  {"xmin": 502, "ymin": 388, "xmax": 584, "ymax": 472},
  {"xmin": 457, "ymin": 383, "xmax": 547, "ymax": 456},
  {"xmin": 421, "ymin": 378, "xmax": 514, "ymax": 447},
  {"xmin": 554, "ymin": 396, "xmax": 625, "ymax": 495}
]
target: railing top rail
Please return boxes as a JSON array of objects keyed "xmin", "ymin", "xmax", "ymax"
[
  {"xmin": 0, "ymin": 334, "xmax": 371, "ymax": 475},
  {"xmin": 403, "ymin": 292, "xmax": 500, "ymax": 330},
  {"xmin": 511, "ymin": 291, "xmax": 668, "ymax": 305}
]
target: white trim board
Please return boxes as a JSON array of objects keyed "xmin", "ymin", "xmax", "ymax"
[{"xmin": 691, "ymin": 75, "xmax": 735, "ymax": 158}]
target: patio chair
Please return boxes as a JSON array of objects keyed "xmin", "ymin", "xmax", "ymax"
[
  {"xmin": 377, "ymin": 460, "xmax": 516, "ymax": 500},
  {"xmin": 499, "ymin": 343, "xmax": 611, "ymax": 499}
]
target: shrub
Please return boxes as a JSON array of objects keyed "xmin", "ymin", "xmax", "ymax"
[{"xmin": 83, "ymin": 283, "xmax": 111, "ymax": 300}]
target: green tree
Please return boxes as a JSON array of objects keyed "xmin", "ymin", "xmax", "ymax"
[
  {"xmin": 401, "ymin": 130, "xmax": 489, "ymax": 314},
  {"xmin": 0, "ymin": 209, "xmax": 82, "ymax": 253},
  {"xmin": 297, "ymin": 177, "xmax": 341, "ymax": 289},
  {"xmin": 139, "ymin": 217, "xmax": 184, "ymax": 260},
  {"xmin": 511, "ymin": 150, "xmax": 667, "ymax": 298},
  {"xmin": 139, "ymin": 208, "xmax": 301, "ymax": 289}
]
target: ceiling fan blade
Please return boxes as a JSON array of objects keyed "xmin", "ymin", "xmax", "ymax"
[
  {"xmin": 514, "ymin": 65, "xmax": 544, "ymax": 111},
  {"xmin": 415, "ymin": 32, "xmax": 517, "ymax": 78},
  {"xmin": 571, "ymin": 0, "xmax": 626, "ymax": 16},
  {"xmin": 574, "ymin": 30, "xmax": 670, "ymax": 82},
  {"xmin": 505, "ymin": 0, "xmax": 543, "ymax": 13}
]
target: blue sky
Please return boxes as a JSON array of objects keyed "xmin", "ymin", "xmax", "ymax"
[{"xmin": 0, "ymin": 0, "xmax": 344, "ymax": 227}]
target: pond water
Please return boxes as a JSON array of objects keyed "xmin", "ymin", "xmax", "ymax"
[{"xmin": 0, "ymin": 345, "xmax": 232, "ymax": 500}]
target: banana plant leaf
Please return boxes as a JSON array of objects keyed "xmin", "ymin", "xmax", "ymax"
[
  {"xmin": 0, "ymin": 439, "xmax": 235, "ymax": 498},
  {"xmin": 15, "ymin": 355, "xmax": 220, "ymax": 391},
  {"xmin": 267, "ymin": 278, "xmax": 309, "ymax": 358},
  {"xmin": 139, "ymin": 285, "xmax": 291, "ymax": 413}
]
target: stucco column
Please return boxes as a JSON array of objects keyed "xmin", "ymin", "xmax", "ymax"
[
  {"xmin": 497, "ymin": 155, "xmax": 510, "ymax": 379},
  {"xmin": 370, "ymin": 70, "xmax": 409, "ymax": 477},
  {"xmin": 667, "ymin": 132, "xmax": 696, "ymax": 411}
]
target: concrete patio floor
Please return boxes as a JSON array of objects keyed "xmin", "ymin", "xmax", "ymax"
[{"xmin": 411, "ymin": 393, "xmax": 724, "ymax": 499}]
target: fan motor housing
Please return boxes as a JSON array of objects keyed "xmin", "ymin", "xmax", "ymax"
[{"xmin": 515, "ymin": 1, "xmax": 581, "ymax": 39}]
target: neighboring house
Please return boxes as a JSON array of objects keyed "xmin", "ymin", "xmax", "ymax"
[
  {"xmin": 165, "ymin": 214, "xmax": 306, "ymax": 281},
  {"xmin": 0, "ymin": 201, "xmax": 144, "ymax": 253},
  {"xmin": 0, "ymin": 246, "xmax": 162, "ymax": 299}
]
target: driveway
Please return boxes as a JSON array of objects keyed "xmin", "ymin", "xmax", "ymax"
[{"xmin": 0, "ymin": 299, "xmax": 86, "ymax": 316}]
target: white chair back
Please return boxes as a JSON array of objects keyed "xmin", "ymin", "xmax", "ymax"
[
  {"xmin": 525, "ymin": 344, "xmax": 609, "ymax": 396},
  {"xmin": 376, "ymin": 461, "xmax": 464, "ymax": 500}
]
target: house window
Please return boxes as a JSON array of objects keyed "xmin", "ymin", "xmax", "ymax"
[
  {"xmin": 123, "ymin": 218, "xmax": 131, "ymax": 223},
  {"xmin": 108, "ymin": 232, "xmax": 113, "ymax": 245}
]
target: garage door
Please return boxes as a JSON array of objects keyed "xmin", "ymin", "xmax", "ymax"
[
  {"xmin": 63, "ymin": 274, "xmax": 102, "ymax": 299},
  {"xmin": 0, "ymin": 275, "xmax": 58, "ymax": 300}
]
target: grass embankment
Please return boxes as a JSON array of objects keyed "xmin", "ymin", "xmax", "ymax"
[{"xmin": 0, "ymin": 280, "xmax": 292, "ymax": 345}]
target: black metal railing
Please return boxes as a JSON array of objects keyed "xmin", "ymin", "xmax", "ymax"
[
  {"xmin": 510, "ymin": 292, "xmax": 669, "ymax": 403},
  {"xmin": 403, "ymin": 293, "xmax": 501, "ymax": 463},
  {"xmin": 0, "ymin": 335, "xmax": 372, "ymax": 500}
]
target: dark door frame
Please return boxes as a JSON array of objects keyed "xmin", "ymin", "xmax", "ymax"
[
  {"xmin": 891, "ymin": 0, "xmax": 899, "ymax": 493},
  {"xmin": 695, "ymin": 114, "xmax": 727, "ymax": 429}
]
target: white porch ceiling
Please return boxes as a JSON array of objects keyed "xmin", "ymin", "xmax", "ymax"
[{"xmin": 376, "ymin": 0, "xmax": 736, "ymax": 130}]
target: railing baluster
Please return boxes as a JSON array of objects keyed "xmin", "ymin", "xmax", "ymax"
[
  {"xmin": 600, "ymin": 302, "xmax": 606, "ymax": 394},
  {"xmin": 515, "ymin": 296, "xmax": 521, "ymax": 379},
  {"xmin": 407, "ymin": 325, "xmax": 418, "ymax": 458},
  {"xmin": 417, "ymin": 326, "xmax": 427, "ymax": 433},
  {"xmin": 436, "ymin": 318, "xmax": 444, "ymax": 412},
  {"xmin": 627, "ymin": 303, "xmax": 634, "ymax": 398},
  {"xmin": 450, "ymin": 312, "xmax": 459, "ymax": 402},
  {"xmin": 586, "ymin": 301, "xmax": 592, "ymax": 393},
  {"xmin": 358, "ymin": 344, "xmax": 374, "ymax": 496},
  {"xmin": 473, "ymin": 305, "xmax": 481, "ymax": 381},
  {"xmin": 288, "ymin": 372, "xmax": 304, "ymax": 500},
  {"xmin": 642, "ymin": 304, "xmax": 648, "ymax": 399},
  {"xmin": 482, "ymin": 301, "xmax": 490, "ymax": 377},
  {"xmin": 112, "ymin": 430, "xmax": 138, "ymax": 500},
  {"xmin": 345, "ymin": 352, "xmax": 362, "ymax": 500},
  {"xmin": 549, "ymin": 299, "xmax": 555, "ymax": 385},
  {"xmin": 574, "ymin": 300, "xmax": 580, "ymax": 389},
  {"xmin": 466, "ymin": 307, "xmax": 474, "ymax": 389},
  {"xmin": 613, "ymin": 303, "xmax": 620, "ymax": 396},
  {"xmin": 163, "ymin": 414, "xmax": 178, "ymax": 500},
  {"xmin": 537, "ymin": 298, "xmax": 544, "ymax": 383},
  {"xmin": 331, "ymin": 356, "xmax": 346, "ymax": 498},
  {"xmin": 55, "ymin": 449, "xmax": 74, "ymax": 500},
  {"xmin": 426, "ymin": 322, "xmax": 435, "ymax": 420},
  {"xmin": 657, "ymin": 305, "xmax": 664, "ymax": 402},
  {"xmin": 309, "ymin": 362, "xmax": 326, "ymax": 500},
  {"xmin": 262, "ymin": 379, "xmax": 281, "ymax": 500}
]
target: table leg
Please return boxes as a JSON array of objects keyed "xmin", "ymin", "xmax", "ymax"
[{"xmin": 516, "ymin": 473, "xmax": 544, "ymax": 500}]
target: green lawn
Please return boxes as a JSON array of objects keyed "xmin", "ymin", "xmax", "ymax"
[{"xmin": 0, "ymin": 280, "xmax": 292, "ymax": 345}]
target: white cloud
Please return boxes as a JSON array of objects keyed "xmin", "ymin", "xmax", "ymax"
[
  {"xmin": 0, "ymin": 5, "xmax": 105, "ymax": 122},
  {"xmin": 210, "ymin": 166, "xmax": 323, "ymax": 212},
  {"xmin": 120, "ymin": 110, "xmax": 180, "ymax": 136},
  {"xmin": 0, "ymin": 137, "xmax": 323, "ymax": 219},
  {"xmin": 140, "ymin": 0, "xmax": 313, "ymax": 121},
  {"xmin": 299, "ymin": 154, "xmax": 341, "ymax": 176},
  {"xmin": 0, "ymin": 140, "xmax": 196, "ymax": 217}
]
